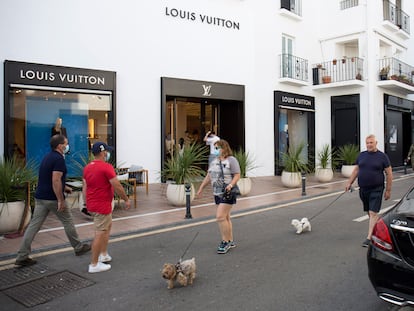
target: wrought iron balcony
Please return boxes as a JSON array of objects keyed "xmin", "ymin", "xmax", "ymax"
[
  {"xmin": 340, "ymin": 0, "xmax": 359, "ymax": 10},
  {"xmin": 312, "ymin": 57, "xmax": 364, "ymax": 85},
  {"xmin": 279, "ymin": 54, "xmax": 308, "ymax": 84},
  {"xmin": 383, "ymin": 0, "xmax": 410, "ymax": 34},
  {"xmin": 378, "ymin": 57, "xmax": 414, "ymax": 86}
]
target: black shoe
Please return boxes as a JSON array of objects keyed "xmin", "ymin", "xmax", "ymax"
[
  {"xmin": 15, "ymin": 257, "xmax": 37, "ymax": 267},
  {"xmin": 81, "ymin": 207, "xmax": 92, "ymax": 216},
  {"xmin": 75, "ymin": 244, "xmax": 91, "ymax": 256},
  {"xmin": 361, "ymin": 239, "xmax": 370, "ymax": 248}
]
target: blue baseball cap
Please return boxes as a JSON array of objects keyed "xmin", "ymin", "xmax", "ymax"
[{"xmin": 92, "ymin": 142, "xmax": 113, "ymax": 155}]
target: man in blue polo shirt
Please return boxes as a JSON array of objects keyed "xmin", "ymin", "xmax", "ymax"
[
  {"xmin": 15, "ymin": 134, "xmax": 90, "ymax": 266},
  {"xmin": 345, "ymin": 134, "xmax": 393, "ymax": 247}
]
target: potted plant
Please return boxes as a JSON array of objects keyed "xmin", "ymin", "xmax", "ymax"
[
  {"xmin": 337, "ymin": 144, "xmax": 360, "ymax": 177},
  {"xmin": 315, "ymin": 144, "xmax": 337, "ymax": 182},
  {"xmin": 379, "ymin": 66, "xmax": 390, "ymax": 80},
  {"xmin": 0, "ymin": 156, "xmax": 37, "ymax": 235},
  {"xmin": 322, "ymin": 75, "xmax": 331, "ymax": 83},
  {"xmin": 233, "ymin": 148, "xmax": 257, "ymax": 196},
  {"xmin": 161, "ymin": 143, "xmax": 208, "ymax": 206},
  {"xmin": 280, "ymin": 142, "xmax": 310, "ymax": 188}
]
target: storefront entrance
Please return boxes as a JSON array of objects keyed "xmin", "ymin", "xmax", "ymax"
[
  {"xmin": 384, "ymin": 94, "xmax": 413, "ymax": 167},
  {"xmin": 274, "ymin": 91, "xmax": 315, "ymax": 175},
  {"xmin": 161, "ymin": 77, "xmax": 245, "ymax": 168}
]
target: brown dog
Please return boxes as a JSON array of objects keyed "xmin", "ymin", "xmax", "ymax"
[{"xmin": 162, "ymin": 258, "xmax": 196, "ymax": 289}]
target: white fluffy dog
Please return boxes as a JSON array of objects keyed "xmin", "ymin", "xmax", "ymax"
[{"xmin": 291, "ymin": 217, "xmax": 311, "ymax": 234}]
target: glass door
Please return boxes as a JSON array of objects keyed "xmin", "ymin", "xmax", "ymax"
[{"xmin": 282, "ymin": 35, "xmax": 294, "ymax": 78}]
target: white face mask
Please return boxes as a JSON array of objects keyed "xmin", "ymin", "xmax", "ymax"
[
  {"xmin": 63, "ymin": 144, "xmax": 70, "ymax": 154},
  {"xmin": 105, "ymin": 152, "xmax": 111, "ymax": 162}
]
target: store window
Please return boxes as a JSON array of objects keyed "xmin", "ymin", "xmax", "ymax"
[{"xmin": 7, "ymin": 88, "xmax": 113, "ymax": 177}]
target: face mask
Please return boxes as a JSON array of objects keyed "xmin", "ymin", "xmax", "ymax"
[
  {"xmin": 63, "ymin": 144, "xmax": 70, "ymax": 154},
  {"xmin": 105, "ymin": 152, "xmax": 111, "ymax": 162},
  {"xmin": 213, "ymin": 149, "xmax": 220, "ymax": 157}
]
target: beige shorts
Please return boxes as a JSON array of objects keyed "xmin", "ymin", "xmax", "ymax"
[{"xmin": 92, "ymin": 213, "xmax": 112, "ymax": 231}]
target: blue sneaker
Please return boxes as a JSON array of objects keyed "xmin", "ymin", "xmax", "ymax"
[{"xmin": 217, "ymin": 241, "xmax": 231, "ymax": 254}]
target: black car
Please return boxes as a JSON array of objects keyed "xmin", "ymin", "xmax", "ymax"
[{"xmin": 367, "ymin": 186, "xmax": 414, "ymax": 306}]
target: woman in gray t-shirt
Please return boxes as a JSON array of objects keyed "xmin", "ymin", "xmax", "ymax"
[{"xmin": 197, "ymin": 139, "xmax": 240, "ymax": 254}]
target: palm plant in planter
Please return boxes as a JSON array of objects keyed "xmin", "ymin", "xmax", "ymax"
[
  {"xmin": 233, "ymin": 148, "xmax": 257, "ymax": 195},
  {"xmin": 315, "ymin": 144, "xmax": 337, "ymax": 182},
  {"xmin": 161, "ymin": 143, "xmax": 208, "ymax": 206},
  {"xmin": 0, "ymin": 156, "xmax": 37, "ymax": 234},
  {"xmin": 337, "ymin": 144, "xmax": 360, "ymax": 177},
  {"xmin": 280, "ymin": 142, "xmax": 310, "ymax": 188}
]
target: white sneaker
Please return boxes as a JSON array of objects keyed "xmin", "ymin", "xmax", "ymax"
[
  {"xmin": 88, "ymin": 262, "xmax": 111, "ymax": 273},
  {"xmin": 98, "ymin": 253, "xmax": 112, "ymax": 263}
]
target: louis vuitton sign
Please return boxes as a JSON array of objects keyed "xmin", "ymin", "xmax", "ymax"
[{"xmin": 165, "ymin": 7, "xmax": 240, "ymax": 30}]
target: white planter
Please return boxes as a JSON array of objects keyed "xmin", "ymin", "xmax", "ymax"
[
  {"xmin": 341, "ymin": 165, "xmax": 357, "ymax": 178},
  {"xmin": 315, "ymin": 168, "xmax": 334, "ymax": 182},
  {"xmin": 0, "ymin": 201, "xmax": 31, "ymax": 234},
  {"xmin": 281, "ymin": 171, "xmax": 301, "ymax": 188},
  {"xmin": 166, "ymin": 183, "xmax": 195, "ymax": 206},
  {"xmin": 237, "ymin": 177, "xmax": 252, "ymax": 196}
]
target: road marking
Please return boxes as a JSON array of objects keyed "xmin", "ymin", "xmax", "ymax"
[{"xmin": 352, "ymin": 203, "xmax": 398, "ymax": 222}]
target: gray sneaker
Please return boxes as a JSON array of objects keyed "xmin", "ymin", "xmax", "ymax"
[
  {"xmin": 228, "ymin": 240, "xmax": 237, "ymax": 248},
  {"xmin": 217, "ymin": 241, "xmax": 230, "ymax": 254}
]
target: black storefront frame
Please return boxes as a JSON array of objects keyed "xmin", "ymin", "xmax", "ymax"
[
  {"xmin": 274, "ymin": 91, "xmax": 315, "ymax": 175},
  {"xmin": 384, "ymin": 93, "xmax": 413, "ymax": 168},
  {"xmin": 4, "ymin": 60, "xmax": 117, "ymax": 161},
  {"xmin": 161, "ymin": 77, "xmax": 245, "ymax": 175}
]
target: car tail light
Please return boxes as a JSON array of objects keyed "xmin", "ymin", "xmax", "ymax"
[{"xmin": 371, "ymin": 219, "xmax": 393, "ymax": 251}]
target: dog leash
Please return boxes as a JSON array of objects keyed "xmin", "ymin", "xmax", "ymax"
[
  {"xmin": 308, "ymin": 188, "xmax": 353, "ymax": 221},
  {"xmin": 179, "ymin": 231, "xmax": 199, "ymax": 262}
]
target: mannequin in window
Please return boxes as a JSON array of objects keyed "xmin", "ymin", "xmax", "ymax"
[{"xmin": 51, "ymin": 117, "xmax": 67, "ymax": 138}]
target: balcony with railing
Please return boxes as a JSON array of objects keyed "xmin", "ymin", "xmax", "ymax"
[
  {"xmin": 280, "ymin": 0, "xmax": 302, "ymax": 20},
  {"xmin": 311, "ymin": 57, "xmax": 365, "ymax": 89},
  {"xmin": 279, "ymin": 54, "xmax": 308, "ymax": 86},
  {"xmin": 340, "ymin": 0, "xmax": 359, "ymax": 10},
  {"xmin": 382, "ymin": 0, "xmax": 410, "ymax": 38},
  {"xmin": 377, "ymin": 57, "xmax": 414, "ymax": 94}
]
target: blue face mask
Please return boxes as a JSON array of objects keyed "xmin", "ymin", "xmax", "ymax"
[
  {"xmin": 213, "ymin": 149, "xmax": 220, "ymax": 157},
  {"xmin": 63, "ymin": 144, "xmax": 70, "ymax": 154},
  {"xmin": 105, "ymin": 152, "xmax": 111, "ymax": 162}
]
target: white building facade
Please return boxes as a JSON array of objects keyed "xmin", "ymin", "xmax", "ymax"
[{"xmin": 1, "ymin": 0, "xmax": 413, "ymax": 182}]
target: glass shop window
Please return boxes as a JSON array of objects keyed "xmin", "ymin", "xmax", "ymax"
[{"xmin": 7, "ymin": 88, "xmax": 113, "ymax": 177}]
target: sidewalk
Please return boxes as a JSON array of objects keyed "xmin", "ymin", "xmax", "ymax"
[{"xmin": 0, "ymin": 170, "xmax": 410, "ymax": 263}]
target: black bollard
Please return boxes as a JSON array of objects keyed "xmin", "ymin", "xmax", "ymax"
[
  {"xmin": 301, "ymin": 172, "xmax": 306, "ymax": 196},
  {"xmin": 185, "ymin": 183, "xmax": 192, "ymax": 219},
  {"xmin": 404, "ymin": 160, "xmax": 407, "ymax": 175}
]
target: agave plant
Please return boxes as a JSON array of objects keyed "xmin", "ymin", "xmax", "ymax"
[
  {"xmin": 281, "ymin": 142, "xmax": 310, "ymax": 173},
  {"xmin": 233, "ymin": 148, "xmax": 257, "ymax": 178},
  {"xmin": 161, "ymin": 143, "xmax": 208, "ymax": 184},
  {"xmin": 317, "ymin": 144, "xmax": 337, "ymax": 169},
  {"xmin": 0, "ymin": 156, "xmax": 37, "ymax": 215},
  {"xmin": 337, "ymin": 144, "xmax": 360, "ymax": 165}
]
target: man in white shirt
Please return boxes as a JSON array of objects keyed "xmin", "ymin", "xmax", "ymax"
[{"xmin": 204, "ymin": 130, "xmax": 220, "ymax": 165}]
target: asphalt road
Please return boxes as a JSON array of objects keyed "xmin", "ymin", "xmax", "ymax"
[{"xmin": 1, "ymin": 176, "xmax": 414, "ymax": 311}]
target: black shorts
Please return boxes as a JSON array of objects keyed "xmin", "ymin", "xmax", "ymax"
[
  {"xmin": 359, "ymin": 186, "xmax": 384, "ymax": 213},
  {"xmin": 214, "ymin": 194, "xmax": 236, "ymax": 205}
]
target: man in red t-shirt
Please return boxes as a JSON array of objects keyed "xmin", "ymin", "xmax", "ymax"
[{"xmin": 83, "ymin": 142, "xmax": 131, "ymax": 273}]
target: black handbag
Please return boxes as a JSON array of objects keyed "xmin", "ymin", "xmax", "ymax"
[{"xmin": 219, "ymin": 160, "xmax": 241, "ymax": 199}]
